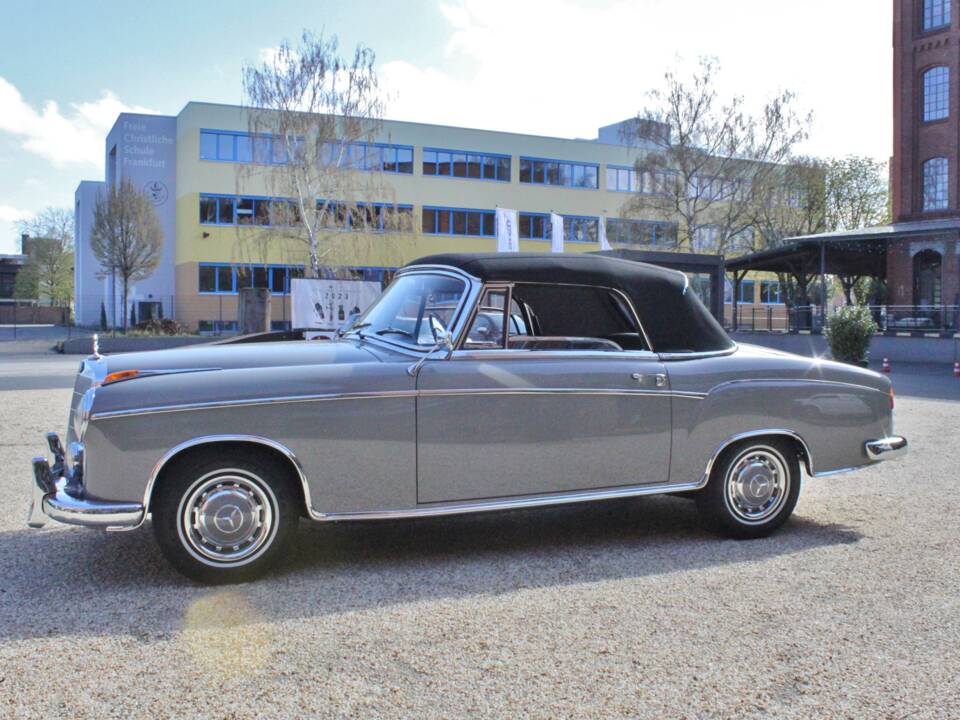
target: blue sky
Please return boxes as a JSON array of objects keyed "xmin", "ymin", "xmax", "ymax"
[{"xmin": 0, "ymin": 0, "xmax": 891, "ymax": 253}]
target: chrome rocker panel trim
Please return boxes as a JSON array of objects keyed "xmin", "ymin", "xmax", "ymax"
[
  {"xmin": 311, "ymin": 478, "xmax": 709, "ymax": 522},
  {"xmin": 33, "ymin": 427, "xmax": 885, "ymax": 532},
  {"xmin": 864, "ymin": 436, "xmax": 908, "ymax": 462}
]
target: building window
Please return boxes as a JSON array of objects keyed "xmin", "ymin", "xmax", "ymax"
[
  {"xmin": 519, "ymin": 157, "xmax": 599, "ymax": 188},
  {"xmin": 922, "ymin": 0, "xmax": 951, "ymax": 30},
  {"xmin": 321, "ymin": 141, "xmax": 413, "ymax": 174},
  {"xmin": 200, "ymin": 194, "xmax": 411, "ymax": 231},
  {"xmin": 423, "ymin": 148, "xmax": 511, "ymax": 181},
  {"xmin": 198, "ymin": 263, "xmax": 302, "ymax": 295},
  {"xmin": 564, "ymin": 215, "xmax": 598, "ymax": 243},
  {"xmin": 605, "ymin": 165, "xmax": 639, "ymax": 193},
  {"xmin": 737, "ymin": 280, "xmax": 755, "ymax": 304},
  {"xmin": 760, "ymin": 280, "xmax": 783, "ymax": 304},
  {"xmin": 421, "ymin": 207, "xmax": 496, "ymax": 237},
  {"xmin": 922, "ymin": 157, "xmax": 949, "ymax": 211},
  {"xmin": 518, "ymin": 213, "xmax": 551, "ymax": 240},
  {"xmin": 199, "ymin": 130, "xmax": 296, "ymax": 165},
  {"xmin": 606, "ymin": 218, "xmax": 677, "ymax": 246},
  {"xmin": 913, "ymin": 249, "xmax": 942, "ymax": 305},
  {"xmin": 692, "ymin": 225, "xmax": 720, "ymax": 252},
  {"xmin": 923, "ymin": 66, "xmax": 950, "ymax": 121}
]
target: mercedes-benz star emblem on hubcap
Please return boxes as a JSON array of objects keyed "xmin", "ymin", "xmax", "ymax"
[{"xmin": 213, "ymin": 504, "xmax": 244, "ymax": 534}]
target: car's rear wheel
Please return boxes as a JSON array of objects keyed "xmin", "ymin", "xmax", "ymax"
[
  {"xmin": 152, "ymin": 450, "xmax": 299, "ymax": 583},
  {"xmin": 696, "ymin": 438, "xmax": 801, "ymax": 539}
]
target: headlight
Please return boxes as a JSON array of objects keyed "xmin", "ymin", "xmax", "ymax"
[{"xmin": 75, "ymin": 387, "xmax": 95, "ymax": 440}]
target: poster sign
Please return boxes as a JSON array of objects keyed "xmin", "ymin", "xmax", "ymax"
[{"xmin": 291, "ymin": 278, "xmax": 382, "ymax": 331}]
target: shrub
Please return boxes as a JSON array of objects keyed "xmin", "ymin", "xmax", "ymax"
[
  {"xmin": 130, "ymin": 318, "xmax": 189, "ymax": 336},
  {"xmin": 825, "ymin": 305, "xmax": 878, "ymax": 365}
]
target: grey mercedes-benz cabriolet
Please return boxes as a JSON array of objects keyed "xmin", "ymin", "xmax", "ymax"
[{"xmin": 28, "ymin": 253, "xmax": 907, "ymax": 582}]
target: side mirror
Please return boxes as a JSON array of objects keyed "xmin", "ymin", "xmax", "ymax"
[
  {"xmin": 429, "ymin": 315, "xmax": 453, "ymax": 352},
  {"xmin": 408, "ymin": 318, "xmax": 454, "ymax": 377}
]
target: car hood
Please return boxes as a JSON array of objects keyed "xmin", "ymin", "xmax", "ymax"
[{"xmin": 99, "ymin": 338, "xmax": 384, "ymax": 376}]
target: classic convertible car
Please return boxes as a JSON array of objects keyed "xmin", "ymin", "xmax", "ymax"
[{"xmin": 28, "ymin": 253, "xmax": 907, "ymax": 582}]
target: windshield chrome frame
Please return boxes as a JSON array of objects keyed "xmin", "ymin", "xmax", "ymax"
[{"xmin": 345, "ymin": 265, "xmax": 482, "ymax": 356}]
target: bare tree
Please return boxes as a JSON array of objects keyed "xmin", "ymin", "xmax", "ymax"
[
  {"xmin": 625, "ymin": 57, "xmax": 810, "ymax": 255},
  {"xmin": 15, "ymin": 208, "xmax": 74, "ymax": 305},
  {"xmin": 825, "ymin": 156, "xmax": 889, "ymax": 231},
  {"xmin": 90, "ymin": 178, "xmax": 163, "ymax": 330},
  {"xmin": 240, "ymin": 31, "xmax": 407, "ymax": 278}
]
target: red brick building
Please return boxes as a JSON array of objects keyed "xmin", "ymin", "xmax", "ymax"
[{"xmin": 888, "ymin": 0, "xmax": 960, "ymax": 307}]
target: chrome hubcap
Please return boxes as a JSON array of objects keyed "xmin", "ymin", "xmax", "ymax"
[
  {"xmin": 178, "ymin": 471, "xmax": 276, "ymax": 565},
  {"xmin": 725, "ymin": 449, "xmax": 788, "ymax": 524}
]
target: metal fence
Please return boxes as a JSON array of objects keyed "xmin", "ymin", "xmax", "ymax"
[
  {"xmin": 71, "ymin": 294, "xmax": 298, "ymax": 337},
  {"xmin": 729, "ymin": 304, "xmax": 960, "ymax": 335}
]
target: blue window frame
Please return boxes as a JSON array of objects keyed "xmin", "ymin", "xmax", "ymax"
[
  {"xmin": 519, "ymin": 156, "xmax": 598, "ymax": 188},
  {"xmin": 605, "ymin": 165, "xmax": 639, "ymax": 193},
  {"xmin": 737, "ymin": 280, "xmax": 756, "ymax": 304},
  {"xmin": 564, "ymin": 215, "xmax": 598, "ymax": 243},
  {"xmin": 201, "ymin": 194, "xmax": 411, "ymax": 231},
  {"xmin": 421, "ymin": 206, "xmax": 496, "ymax": 237},
  {"xmin": 198, "ymin": 263, "xmax": 304, "ymax": 295},
  {"xmin": 423, "ymin": 148, "xmax": 511, "ymax": 181},
  {"xmin": 200, "ymin": 129, "xmax": 302, "ymax": 165},
  {"xmin": 321, "ymin": 141, "xmax": 413, "ymax": 174},
  {"xmin": 518, "ymin": 212, "xmax": 552, "ymax": 240},
  {"xmin": 760, "ymin": 280, "xmax": 783, "ymax": 305},
  {"xmin": 606, "ymin": 218, "xmax": 677, "ymax": 246}
]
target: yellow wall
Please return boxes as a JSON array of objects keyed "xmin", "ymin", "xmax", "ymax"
[{"xmin": 172, "ymin": 101, "xmax": 674, "ymax": 275}]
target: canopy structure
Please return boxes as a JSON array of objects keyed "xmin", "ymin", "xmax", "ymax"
[{"xmin": 724, "ymin": 219, "xmax": 960, "ymax": 328}]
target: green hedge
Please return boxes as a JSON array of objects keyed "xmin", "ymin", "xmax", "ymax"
[{"xmin": 824, "ymin": 306, "xmax": 878, "ymax": 365}]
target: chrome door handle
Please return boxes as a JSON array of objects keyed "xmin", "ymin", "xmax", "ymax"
[{"xmin": 631, "ymin": 373, "xmax": 667, "ymax": 388}]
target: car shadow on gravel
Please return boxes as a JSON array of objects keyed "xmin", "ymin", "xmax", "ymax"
[{"xmin": 0, "ymin": 495, "xmax": 860, "ymax": 642}]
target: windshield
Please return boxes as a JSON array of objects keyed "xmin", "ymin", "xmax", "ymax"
[{"xmin": 343, "ymin": 272, "xmax": 468, "ymax": 347}]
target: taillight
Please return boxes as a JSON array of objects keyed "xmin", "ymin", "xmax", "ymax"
[{"xmin": 889, "ymin": 386, "xmax": 895, "ymax": 410}]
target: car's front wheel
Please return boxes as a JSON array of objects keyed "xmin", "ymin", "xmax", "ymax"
[
  {"xmin": 152, "ymin": 450, "xmax": 299, "ymax": 583},
  {"xmin": 696, "ymin": 438, "xmax": 801, "ymax": 539}
]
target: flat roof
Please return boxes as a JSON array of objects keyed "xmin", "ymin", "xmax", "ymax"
[{"xmin": 726, "ymin": 217, "xmax": 960, "ymax": 276}]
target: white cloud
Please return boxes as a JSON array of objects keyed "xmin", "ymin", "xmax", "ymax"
[
  {"xmin": 380, "ymin": 0, "xmax": 891, "ymax": 160},
  {"xmin": 0, "ymin": 76, "xmax": 155, "ymax": 167},
  {"xmin": 0, "ymin": 205, "xmax": 32, "ymax": 224}
]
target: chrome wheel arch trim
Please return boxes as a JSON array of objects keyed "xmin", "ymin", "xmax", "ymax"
[
  {"xmin": 141, "ymin": 434, "xmax": 314, "ymax": 528},
  {"xmin": 700, "ymin": 429, "xmax": 815, "ymax": 482}
]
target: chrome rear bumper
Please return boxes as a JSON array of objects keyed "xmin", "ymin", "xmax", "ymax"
[
  {"xmin": 27, "ymin": 432, "xmax": 144, "ymax": 531},
  {"xmin": 864, "ymin": 436, "xmax": 908, "ymax": 462}
]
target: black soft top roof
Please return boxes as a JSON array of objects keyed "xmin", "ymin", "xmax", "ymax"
[{"xmin": 406, "ymin": 253, "xmax": 733, "ymax": 353}]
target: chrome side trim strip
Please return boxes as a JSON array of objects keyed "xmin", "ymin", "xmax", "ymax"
[
  {"xmin": 91, "ymin": 390, "xmax": 420, "ymax": 420},
  {"xmin": 92, "ymin": 387, "xmax": 706, "ymax": 420},
  {"xmin": 707, "ymin": 377, "xmax": 889, "ymax": 397},
  {"xmin": 311, "ymin": 478, "xmax": 708, "ymax": 522},
  {"xmin": 141, "ymin": 434, "xmax": 314, "ymax": 526}
]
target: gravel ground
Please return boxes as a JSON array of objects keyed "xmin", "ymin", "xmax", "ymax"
[{"xmin": 0, "ymin": 352, "xmax": 957, "ymax": 719}]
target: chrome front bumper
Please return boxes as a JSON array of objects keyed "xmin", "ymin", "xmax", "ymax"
[
  {"xmin": 864, "ymin": 436, "xmax": 908, "ymax": 462},
  {"xmin": 27, "ymin": 432, "xmax": 144, "ymax": 531}
]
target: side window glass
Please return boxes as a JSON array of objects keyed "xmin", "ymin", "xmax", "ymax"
[{"xmin": 465, "ymin": 289, "xmax": 507, "ymax": 348}]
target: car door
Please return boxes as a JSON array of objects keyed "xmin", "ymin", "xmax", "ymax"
[{"xmin": 415, "ymin": 285, "xmax": 672, "ymax": 504}]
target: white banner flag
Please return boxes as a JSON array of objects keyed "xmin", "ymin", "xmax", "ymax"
[
  {"xmin": 550, "ymin": 212, "xmax": 564, "ymax": 253},
  {"xmin": 598, "ymin": 215, "xmax": 612, "ymax": 251},
  {"xmin": 496, "ymin": 207, "xmax": 519, "ymax": 252},
  {"xmin": 291, "ymin": 278, "xmax": 382, "ymax": 331}
]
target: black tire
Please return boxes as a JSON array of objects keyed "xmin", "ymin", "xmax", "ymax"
[
  {"xmin": 696, "ymin": 437, "xmax": 801, "ymax": 539},
  {"xmin": 152, "ymin": 449, "xmax": 299, "ymax": 583}
]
